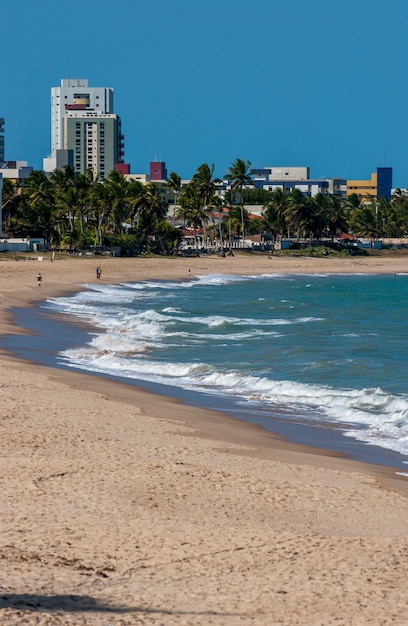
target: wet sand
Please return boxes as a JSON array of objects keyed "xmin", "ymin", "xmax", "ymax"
[{"xmin": 1, "ymin": 253, "xmax": 408, "ymax": 625}]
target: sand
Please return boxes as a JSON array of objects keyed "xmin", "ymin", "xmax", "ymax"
[{"xmin": 1, "ymin": 253, "xmax": 408, "ymax": 626}]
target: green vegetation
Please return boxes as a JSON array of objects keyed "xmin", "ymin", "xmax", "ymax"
[{"xmin": 3, "ymin": 162, "xmax": 408, "ymax": 256}]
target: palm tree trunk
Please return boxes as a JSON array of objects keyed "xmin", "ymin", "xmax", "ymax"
[{"xmin": 241, "ymin": 202, "xmax": 245, "ymax": 248}]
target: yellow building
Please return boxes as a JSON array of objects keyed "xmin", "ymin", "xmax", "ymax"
[
  {"xmin": 347, "ymin": 168, "xmax": 392, "ymax": 201},
  {"xmin": 347, "ymin": 172, "xmax": 378, "ymax": 199}
]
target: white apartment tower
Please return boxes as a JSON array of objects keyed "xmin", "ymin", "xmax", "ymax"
[{"xmin": 43, "ymin": 78, "xmax": 125, "ymax": 179}]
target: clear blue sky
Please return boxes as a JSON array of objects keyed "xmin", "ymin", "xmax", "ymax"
[{"xmin": 2, "ymin": 0, "xmax": 408, "ymax": 187}]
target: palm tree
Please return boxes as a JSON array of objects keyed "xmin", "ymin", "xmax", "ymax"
[
  {"xmin": 89, "ymin": 179, "xmax": 114, "ymax": 249},
  {"xmin": 350, "ymin": 202, "xmax": 380, "ymax": 240},
  {"xmin": 50, "ymin": 164, "xmax": 77, "ymax": 191},
  {"xmin": 1, "ymin": 177, "xmax": 22, "ymax": 234},
  {"xmin": 389, "ymin": 189, "xmax": 408, "ymax": 236},
  {"xmin": 50, "ymin": 166, "xmax": 95, "ymax": 249},
  {"xmin": 263, "ymin": 188, "xmax": 289, "ymax": 238},
  {"xmin": 324, "ymin": 195, "xmax": 350, "ymax": 240},
  {"xmin": 103, "ymin": 170, "xmax": 133, "ymax": 236},
  {"xmin": 176, "ymin": 182, "xmax": 207, "ymax": 248},
  {"xmin": 225, "ymin": 204, "xmax": 248, "ymax": 240},
  {"xmin": 224, "ymin": 159, "xmax": 253, "ymax": 246},
  {"xmin": 142, "ymin": 183, "xmax": 167, "ymax": 223},
  {"xmin": 21, "ymin": 171, "xmax": 59, "ymax": 244},
  {"xmin": 127, "ymin": 179, "xmax": 146, "ymax": 231},
  {"xmin": 285, "ymin": 189, "xmax": 314, "ymax": 240},
  {"xmin": 75, "ymin": 169, "xmax": 97, "ymax": 242},
  {"xmin": 192, "ymin": 163, "xmax": 221, "ymax": 247},
  {"xmin": 55, "ymin": 184, "xmax": 83, "ymax": 249},
  {"xmin": 136, "ymin": 183, "xmax": 168, "ymax": 252},
  {"xmin": 208, "ymin": 194, "xmax": 224, "ymax": 247},
  {"xmin": 166, "ymin": 171, "xmax": 182, "ymax": 223}
]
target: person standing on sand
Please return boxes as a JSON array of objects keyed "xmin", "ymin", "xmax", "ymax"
[
  {"xmin": 96, "ymin": 266, "xmax": 102, "ymax": 279},
  {"xmin": 37, "ymin": 272, "xmax": 42, "ymax": 287}
]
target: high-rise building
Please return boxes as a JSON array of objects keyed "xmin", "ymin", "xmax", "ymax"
[
  {"xmin": 0, "ymin": 118, "xmax": 5, "ymax": 165},
  {"xmin": 43, "ymin": 78, "xmax": 125, "ymax": 179}
]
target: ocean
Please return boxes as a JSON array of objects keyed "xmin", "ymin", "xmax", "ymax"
[{"xmin": 5, "ymin": 272, "xmax": 408, "ymax": 471}]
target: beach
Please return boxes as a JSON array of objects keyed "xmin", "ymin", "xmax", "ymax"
[{"xmin": 1, "ymin": 253, "xmax": 408, "ymax": 625}]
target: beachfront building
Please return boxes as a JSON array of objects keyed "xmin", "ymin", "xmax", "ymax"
[
  {"xmin": 347, "ymin": 167, "xmax": 393, "ymax": 201},
  {"xmin": 43, "ymin": 78, "xmax": 126, "ymax": 179},
  {"xmin": 248, "ymin": 166, "xmax": 347, "ymax": 198},
  {"xmin": 327, "ymin": 178, "xmax": 348, "ymax": 197},
  {"xmin": 0, "ymin": 118, "xmax": 4, "ymax": 165},
  {"xmin": 0, "ymin": 161, "xmax": 33, "ymax": 185}
]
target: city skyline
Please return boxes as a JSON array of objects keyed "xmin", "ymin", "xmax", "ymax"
[{"xmin": 1, "ymin": 0, "xmax": 408, "ymax": 187}]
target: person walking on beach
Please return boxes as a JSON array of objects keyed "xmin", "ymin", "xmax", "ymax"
[
  {"xmin": 37, "ymin": 272, "xmax": 42, "ymax": 288},
  {"xmin": 96, "ymin": 266, "xmax": 102, "ymax": 279}
]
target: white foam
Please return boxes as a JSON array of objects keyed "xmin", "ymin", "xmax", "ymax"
[{"xmin": 49, "ymin": 274, "xmax": 408, "ymax": 458}]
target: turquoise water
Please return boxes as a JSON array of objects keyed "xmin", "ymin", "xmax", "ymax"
[{"xmin": 46, "ymin": 272, "xmax": 408, "ymax": 458}]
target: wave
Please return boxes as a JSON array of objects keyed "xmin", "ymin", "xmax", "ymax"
[
  {"xmin": 58, "ymin": 344, "xmax": 408, "ymax": 457},
  {"xmin": 46, "ymin": 273, "xmax": 408, "ymax": 458}
]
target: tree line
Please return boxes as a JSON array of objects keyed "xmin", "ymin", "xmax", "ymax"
[{"xmin": 2, "ymin": 159, "xmax": 408, "ymax": 255}]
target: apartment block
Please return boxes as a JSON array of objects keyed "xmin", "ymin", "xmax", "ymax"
[
  {"xmin": 64, "ymin": 113, "xmax": 123, "ymax": 180},
  {"xmin": 43, "ymin": 78, "xmax": 125, "ymax": 179}
]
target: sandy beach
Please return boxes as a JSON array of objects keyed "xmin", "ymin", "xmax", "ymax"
[{"xmin": 1, "ymin": 252, "xmax": 408, "ymax": 625}]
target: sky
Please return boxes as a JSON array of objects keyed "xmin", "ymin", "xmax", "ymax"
[{"xmin": 1, "ymin": 0, "xmax": 408, "ymax": 187}]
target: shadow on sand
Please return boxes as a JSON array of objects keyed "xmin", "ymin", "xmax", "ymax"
[{"xmin": 0, "ymin": 593, "xmax": 245, "ymax": 618}]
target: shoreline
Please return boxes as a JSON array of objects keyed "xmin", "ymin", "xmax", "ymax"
[
  {"xmin": 2, "ymin": 255, "xmax": 408, "ymax": 625},
  {"xmin": 2, "ymin": 254, "xmax": 408, "ymax": 478},
  {"xmin": 5, "ymin": 298, "xmax": 408, "ymax": 475}
]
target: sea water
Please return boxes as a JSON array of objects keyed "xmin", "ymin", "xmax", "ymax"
[{"xmin": 43, "ymin": 272, "xmax": 408, "ymax": 459}]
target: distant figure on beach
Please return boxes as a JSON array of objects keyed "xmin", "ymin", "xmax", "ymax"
[
  {"xmin": 96, "ymin": 266, "xmax": 102, "ymax": 279},
  {"xmin": 37, "ymin": 272, "xmax": 42, "ymax": 288}
]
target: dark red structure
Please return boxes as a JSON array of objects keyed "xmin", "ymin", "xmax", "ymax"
[
  {"xmin": 150, "ymin": 161, "xmax": 167, "ymax": 181},
  {"xmin": 115, "ymin": 163, "xmax": 130, "ymax": 175}
]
